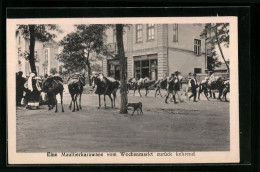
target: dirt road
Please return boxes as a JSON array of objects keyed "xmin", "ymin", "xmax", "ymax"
[{"xmin": 16, "ymin": 89, "xmax": 229, "ymax": 152}]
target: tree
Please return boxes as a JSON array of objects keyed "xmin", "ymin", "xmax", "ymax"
[
  {"xmin": 50, "ymin": 68, "xmax": 58, "ymax": 75},
  {"xmin": 200, "ymin": 23, "xmax": 230, "ymax": 73},
  {"xmin": 17, "ymin": 25, "xmax": 62, "ymax": 73},
  {"xmin": 116, "ymin": 24, "xmax": 128, "ymax": 114},
  {"xmin": 58, "ymin": 24, "xmax": 107, "ymax": 83}
]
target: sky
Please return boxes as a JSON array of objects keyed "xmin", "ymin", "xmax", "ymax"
[{"xmin": 53, "ymin": 24, "xmax": 76, "ymax": 42}]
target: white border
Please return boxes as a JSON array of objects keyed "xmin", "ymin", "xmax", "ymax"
[{"xmin": 7, "ymin": 17, "xmax": 239, "ymax": 164}]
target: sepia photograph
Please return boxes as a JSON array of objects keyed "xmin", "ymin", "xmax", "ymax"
[{"xmin": 7, "ymin": 17, "xmax": 239, "ymax": 164}]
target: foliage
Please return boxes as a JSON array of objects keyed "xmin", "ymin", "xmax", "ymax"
[
  {"xmin": 200, "ymin": 23, "xmax": 229, "ymax": 48},
  {"xmin": 17, "ymin": 24, "xmax": 62, "ymax": 72},
  {"xmin": 18, "ymin": 24, "xmax": 62, "ymax": 42},
  {"xmin": 57, "ymin": 24, "xmax": 108, "ymax": 73},
  {"xmin": 50, "ymin": 68, "xmax": 58, "ymax": 75},
  {"xmin": 200, "ymin": 23, "xmax": 229, "ymax": 72}
]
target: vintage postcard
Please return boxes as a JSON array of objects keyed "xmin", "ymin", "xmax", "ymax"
[{"xmin": 7, "ymin": 17, "xmax": 239, "ymax": 164}]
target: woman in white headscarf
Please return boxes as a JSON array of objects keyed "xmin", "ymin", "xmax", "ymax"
[{"xmin": 26, "ymin": 72, "xmax": 41, "ymax": 109}]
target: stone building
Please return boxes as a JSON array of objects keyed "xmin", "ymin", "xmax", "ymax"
[
  {"xmin": 16, "ymin": 30, "xmax": 59, "ymax": 77},
  {"xmin": 102, "ymin": 24, "xmax": 208, "ymax": 80}
]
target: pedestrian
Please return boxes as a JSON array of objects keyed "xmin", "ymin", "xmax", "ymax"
[
  {"xmin": 174, "ymin": 71, "xmax": 183, "ymax": 102},
  {"xmin": 26, "ymin": 72, "xmax": 41, "ymax": 109},
  {"xmin": 189, "ymin": 73, "xmax": 198, "ymax": 102},
  {"xmin": 16, "ymin": 71, "xmax": 26, "ymax": 106},
  {"xmin": 165, "ymin": 73, "xmax": 177, "ymax": 104}
]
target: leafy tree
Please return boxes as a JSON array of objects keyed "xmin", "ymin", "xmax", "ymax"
[
  {"xmin": 50, "ymin": 68, "xmax": 58, "ymax": 75},
  {"xmin": 200, "ymin": 23, "xmax": 230, "ymax": 73},
  {"xmin": 116, "ymin": 24, "xmax": 128, "ymax": 114},
  {"xmin": 58, "ymin": 24, "xmax": 107, "ymax": 83},
  {"xmin": 17, "ymin": 25, "xmax": 62, "ymax": 73}
]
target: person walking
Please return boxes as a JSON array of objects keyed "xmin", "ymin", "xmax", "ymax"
[
  {"xmin": 174, "ymin": 71, "xmax": 183, "ymax": 102},
  {"xmin": 165, "ymin": 73, "xmax": 177, "ymax": 104},
  {"xmin": 189, "ymin": 73, "xmax": 198, "ymax": 102}
]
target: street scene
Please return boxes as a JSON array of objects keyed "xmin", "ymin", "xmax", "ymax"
[
  {"xmin": 17, "ymin": 88, "xmax": 229, "ymax": 152},
  {"xmin": 15, "ymin": 22, "xmax": 231, "ymax": 153}
]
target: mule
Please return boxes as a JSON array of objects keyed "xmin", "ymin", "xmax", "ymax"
[
  {"xmin": 127, "ymin": 78, "xmax": 137, "ymax": 94},
  {"xmin": 68, "ymin": 73, "xmax": 86, "ymax": 112},
  {"xmin": 133, "ymin": 77, "xmax": 156, "ymax": 97},
  {"xmin": 42, "ymin": 76, "xmax": 64, "ymax": 112},
  {"xmin": 198, "ymin": 80, "xmax": 209, "ymax": 101},
  {"xmin": 207, "ymin": 76, "xmax": 223, "ymax": 99},
  {"xmin": 91, "ymin": 74, "xmax": 120, "ymax": 109},
  {"xmin": 154, "ymin": 78, "xmax": 168, "ymax": 98}
]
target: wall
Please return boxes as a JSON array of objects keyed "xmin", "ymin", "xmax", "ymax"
[
  {"xmin": 168, "ymin": 48, "xmax": 205, "ymax": 76},
  {"xmin": 132, "ymin": 24, "xmax": 158, "ymax": 51},
  {"xmin": 168, "ymin": 24, "xmax": 206, "ymax": 54}
]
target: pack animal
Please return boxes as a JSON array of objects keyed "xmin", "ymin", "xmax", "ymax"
[
  {"xmin": 68, "ymin": 73, "xmax": 86, "ymax": 112},
  {"xmin": 133, "ymin": 77, "xmax": 156, "ymax": 97},
  {"xmin": 91, "ymin": 74, "xmax": 120, "ymax": 109},
  {"xmin": 42, "ymin": 76, "xmax": 64, "ymax": 112}
]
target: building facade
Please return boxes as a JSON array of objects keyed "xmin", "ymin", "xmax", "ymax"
[
  {"xmin": 16, "ymin": 31, "xmax": 59, "ymax": 77},
  {"xmin": 103, "ymin": 24, "xmax": 208, "ymax": 80}
]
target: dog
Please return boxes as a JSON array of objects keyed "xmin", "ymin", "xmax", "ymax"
[{"xmin": 127, "ymin": 102, "xmax": 143, "ymax": 115}]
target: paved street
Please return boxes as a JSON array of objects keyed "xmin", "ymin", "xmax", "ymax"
[{"xmin": 16, "ymin": 88, "xmax": 230, "ymax": 152}]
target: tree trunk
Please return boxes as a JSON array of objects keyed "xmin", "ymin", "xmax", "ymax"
[
  {"xmin": 86, "ymin": 52, "xmax": 92, "ymax": 86},
  {"xmin": 29, "ymin": 25, "xmax": 36, "ymax": 73},
  {"xmin": 116, "ymin": 24, "xmax": 128, "ymax": 114},
  {"xmin": 214, "ymin": 26, "xmax": 230, "ymax": 73}
]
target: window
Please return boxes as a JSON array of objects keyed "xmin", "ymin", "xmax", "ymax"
[
  {"xmin": 44, "ymin": 68, "xmax": 48, "ymax": 74},
  {"xmin": 134, "ymin": 57, "xmax": 158, "ymax": 80},
  {"xmin": 194, "ymin": 68, "xmax": 202, "ymax": 74},
  {"xmin": 136, "ymin": 24, "xmax": 143, "ymax": 42},
  {"xmin": 194, "ymin": 39, "xmax": 201, "ymax": 55},
  {"xmin": 44, "ymin": 49, "xmax": 48, "ymax": 62},
  {"xmin": 147, "ymin": 24, "xmax": 155, "ymax": 40},
  {"xmin": 134, "ymin": 61, "xmax": 141, "ymax": 79},
  {"xmin": 173, "ymin": 24, "xmax": 178, "ymax": 42}
]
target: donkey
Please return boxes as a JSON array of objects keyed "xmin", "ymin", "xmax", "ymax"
[
  {"xmin": 154, "ymin": 78, "xmax": 168, "ymax": 98},
  {"xmin": 133, "ymin": 77, "xmax": 156, "ymax": 97},
  {"xmin": 207, "ymin": 76, "xmax": 223, "ymax": 99},
  {"xmin": 42, "ymin": 76, "xmax": 64, "ymax": 112},
  {"xmin": 127, "ymin": 78, "xmax": 137, "ymax": 94},
  {"xmin": 68, "ymin": 73, "xmax": 86, "ymax": 112},
  {"xmin": 198, "ymin": 79, "xmax": 210, "ymax": 101},
  {"xmin": 91, "ymin": 73, "xmax": 120, "ymax": 109}
]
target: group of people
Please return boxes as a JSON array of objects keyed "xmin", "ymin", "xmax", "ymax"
[
  {"xmin": 16, "ymin": 71, "xmax": 49, "ymax": 108},
  {"xmin": 164, "ymin": 71, "xmax": 220, "ymax": 104}
]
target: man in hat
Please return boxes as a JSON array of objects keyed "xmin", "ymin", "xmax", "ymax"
[
  {"xmin": 189, "ymin": 73, "xmax": 198, "ymax": 102},
  {"xmin": 174, "ymin": 71, "xmax": 183, "ymax": 102},
  {"xmin": 16, "ymin": 71, "xmax": 26, "ymax": 106}
]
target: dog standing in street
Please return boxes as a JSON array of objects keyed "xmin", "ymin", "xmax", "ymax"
[{"xmin": 127, "ymin": 102, "xmax": 143, "ymax": 115}]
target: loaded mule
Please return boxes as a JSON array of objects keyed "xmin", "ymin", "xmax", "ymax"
[
  {"xmin": 133, "ymin": 77, "xmax": 156, "ymax": 97},
  {"xmin": 41, "ymin": 76, "xmax": 64, "ymax": 112},
  {"xmin": 91, "ymin": 73, "xmax": 120, "ymax": 109},
  {"xmin": 67, "ymin": 73, "xmax": 86, "ymax": 112}
]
